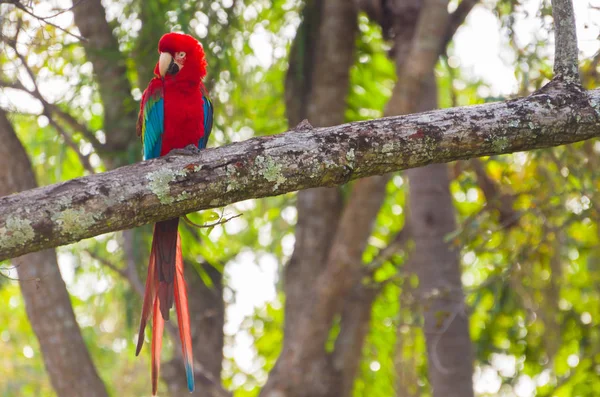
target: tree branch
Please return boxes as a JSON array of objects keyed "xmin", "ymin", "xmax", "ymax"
[
  {"xmin": 551, "ymin": 0, "xmax": 579, "ymax": 81},
  {"xmin": 4, "ymin": 0, "xmax": 87, "ymax": 41},
  {"xmin": 0, "ymin": 82, "xmax": 599, "ymax": 261},
  {"xmin": 0, "ymin": 37, "xmax": 103, "ymax": 154}
]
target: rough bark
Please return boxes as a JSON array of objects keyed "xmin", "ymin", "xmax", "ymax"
[
  {"xmin": 0, "ymin": 81, "xmax": 599, "ymax": 261},
  {"xmin": 0, "ymin": 110, "xmax": 109, "ymax": 397}
]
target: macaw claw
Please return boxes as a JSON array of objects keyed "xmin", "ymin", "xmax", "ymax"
[{"xmin": 167, "ymin": 144, "xmax": 201, "ymax": 156}]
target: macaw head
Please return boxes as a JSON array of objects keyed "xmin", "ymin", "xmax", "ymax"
[{"xmin": 154, "ymin": 32, "xmax": 207, "ymax": 82}]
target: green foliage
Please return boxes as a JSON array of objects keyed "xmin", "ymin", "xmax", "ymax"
[{"xmin": 2, "ymin": 1, "xmax": 600, "ymax": 397}]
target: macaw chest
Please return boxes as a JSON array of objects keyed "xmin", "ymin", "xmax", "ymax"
[{"xmin": 161, "ymin": 91, "xmax": 204, "ymax": 153}]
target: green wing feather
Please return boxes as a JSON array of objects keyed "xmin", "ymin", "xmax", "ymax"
[{"xmin": 139, "ymin": 85, "xmax": 164, "ymax": 160}]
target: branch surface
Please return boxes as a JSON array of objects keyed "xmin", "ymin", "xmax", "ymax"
[{"xmin": 1, "ymin": 82, "xmax": 599, "ymax": 261}]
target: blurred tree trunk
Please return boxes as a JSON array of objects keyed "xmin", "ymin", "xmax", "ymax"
[
  {"xmin": 0, "ymin": 109, "xmax": 109, "ymax": 397},
  {"xmin": 406, "ymin": 163, "xmax": 474, "ymax": 397},
  {"xmin": 282, "ymin": 0, "xmax": 346, "ymax": 349},
  {"xmin": 357, "ymin": 0, "xmax": 475, "ymax": 395},
  {"xmin": 134, "ymin": 1, "xmax": 173, "ymax": 88},
  {"xmin": 383, "ymin": 0, "xmax": 474, "ymax": 395},
  {"xmin": 265, "ymin": 0, "xmax": 476, "ymax": 395},
  {"xmin": 71, "ymin": 0, "xmax": 137, "ymax": 164},
  {"xmin": 72, "ymin": 2, "xmax": 226, "ymax": 395},
  {"xmin": 262, "ymin": 0, "xmax": 372, "ymax": 396}
]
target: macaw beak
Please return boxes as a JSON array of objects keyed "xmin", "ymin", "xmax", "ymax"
[{"xmin": 158, "ymin": 52, "xmax": 179, "ymax": 78}]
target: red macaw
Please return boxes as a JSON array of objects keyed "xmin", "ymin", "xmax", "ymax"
[{"xmin": 135, "ymin": 32, "xmax": 213, "ymax": 396}]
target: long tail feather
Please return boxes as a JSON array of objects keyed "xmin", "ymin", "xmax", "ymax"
[
  {"xmin": 174, "ymin": 234, "xmax": 195, "ymax": 392},
  {"xmin": 151, "ymin": 293, "xmax": 165, "ymax": 396},
  {"xmin": 155, "ymin": 218, "xmax": 179, "ymax": 320},
  {"xmin": 136, "ymin": 239, "xmax": 158, "ymax": 356},
  {"xmin": 137, "ymin": 219, "xmax": 192, "ymax": 395}
]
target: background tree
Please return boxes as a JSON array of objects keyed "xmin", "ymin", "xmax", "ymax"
[{"xmin": 0, "ymin": 0, "xmax": 599, "ymax": 397}]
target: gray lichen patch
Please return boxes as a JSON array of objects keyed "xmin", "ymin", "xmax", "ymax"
[
  {"xmin": 226, "ymin": 164, "xmax": 237, "ymax": 176},
  {"xmin": 227, "ymin": 180, "xmax": 242, "ymax": 192},
  {"xmin": 422, "ymin": 136, "xmax": 438, "ymax": 159},
  {"xmin": 146, "ymin": 168, "xmax": 188, "ymax": 205},
  {"xmin": 382, "ymin": 143, "xmax": 395, "ymax": 154},
  {"xmin": 346, "ymin": 148, "xmax": 356, "ymax": 162},
  {"xmin": 256, "ymin": 155, "xmax": 286, "ymax": 190},
  {"xmin": 0, "ymin": 216, "xmax": 35, "ymax": 250},
  {"xmin": 590, "ymin": 97, "xmax": 600, "ymax": 117},
  {"xmin": 226, "ymin": 164, "xmax": 242, "ymax": 192},
  {"xmin": 492, "ymin": 137, "xmax": 510, "ymax": 152},
  {"xmin": 52, "ymin": 209, "xmax": 97, "ymax": 237},
  {"xmin": 177, "ymin": 191, "xmax": 191, "ymax": 201},
  {"xmin": 57, "ymin": 196, "xmax": 72, "ymax": 208}
]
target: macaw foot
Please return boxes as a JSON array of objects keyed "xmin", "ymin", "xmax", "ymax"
[{"xmin": 167, "ymin": 144, "xmax": 201, "ymax": 156}]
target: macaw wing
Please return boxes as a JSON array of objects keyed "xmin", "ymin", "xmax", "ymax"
[
  {"xmin": 138, "ymin": 83, "xmax": 164, "ymax": 160},
  {"xmin": 199, "ymin": 94, "xmax": 213, "ymax": 150}
]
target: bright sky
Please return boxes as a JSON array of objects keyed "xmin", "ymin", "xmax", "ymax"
[
  {"xmin": 454, "ymin": 0, "xmax": 600, "ymax": 96},
  {"xmin": 3, "ymin": 0, "xmax": 600, "ymax": 394}
]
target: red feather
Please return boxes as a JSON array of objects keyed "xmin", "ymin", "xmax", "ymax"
[
  {"xmin": 151, "ymin": 292, "xmax": 164, "ymax": 396},
  {"xmin": 136, "ymin": 221, "xmax": 195, "ymax": 395},
  {"xmin": 135, "ymin": 240, "xmax": 157, "ymax": 356},
  {"xmin": 155, "ymin": 219, "xmax": 179, "ymax": 320},
  {"xmin": 174, "ymin": 236, "xmax": 195, "ymax": 391}
]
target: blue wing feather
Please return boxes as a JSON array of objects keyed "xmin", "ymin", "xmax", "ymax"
[
  {"xmin": 141, "ymin": 86, "xmax": 164, "ymax": 160},
  {"xmin": 199, "ymin": 95, "xmax": 213, "ymax": 149}
]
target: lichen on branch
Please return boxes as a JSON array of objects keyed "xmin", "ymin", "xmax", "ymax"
[{"xmin": 0, "ymin": 81, "xmax": 599, "ymax": 261}]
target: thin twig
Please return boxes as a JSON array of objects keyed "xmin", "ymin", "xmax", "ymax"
[
  {"xmin": 364, "ymin": 225, "xmax": 411, "ymax": 276},
  {"xmin": 85, "ymin": 249, "xmax": 128, "ymax": 278},
  {"xmin": 46, "ymin": 113, "xmax": 96, "ymax": 173},
  {"xmin": 0, "ymin": 76, "xmax": 100, "ymax": 149},
  {"xmin": 6, "ymin": 0, "xmax": 87, "ymax": 42},
  {"xmin": 2, "ymin": 38, "xmax": 101, "ymax": 170},
  {"xmin": 43, "ymin": 0, "xmax": 87, "ymax": 19},
  {"xmin": 0, "ymin": 260, "xmax": 49, "ymax": 282},
  {"xmin": 0, "ymin": 79, "xmax": 96, "ymax": 173}
]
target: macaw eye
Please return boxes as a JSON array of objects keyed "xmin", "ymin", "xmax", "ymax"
[{"xmin": 175, "ymin": 52, "xmax": 186, "ymax": 60}]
